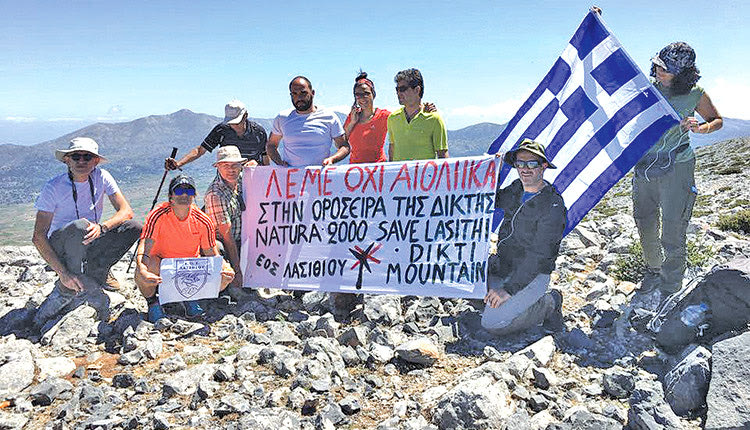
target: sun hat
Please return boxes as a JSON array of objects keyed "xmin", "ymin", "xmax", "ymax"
[
  {"xmin": 212, "ymin": 145, "xmax": 247, "ymax": 167},
  {"xmin": 503, "ymin": 138, "xmax": 557, "ymax": 169},
  {"xmin": 55, "ymin": 137, "xmax": 108, "ymax": 163},
  {"xmin": 168, "ymin": 174, "xmax": 196, "ymax": 195},
  {"xmin": 224, "ymin": 100, "xmax": 247, "ymax": 125},
  {"xmin": 650, "ymin": 42, "xmax": 696, "ymax": 76}
]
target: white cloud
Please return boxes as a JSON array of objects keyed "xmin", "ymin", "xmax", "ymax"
[
  {"xmin": 49, "ymin": 117, "xmax": 85, "ymax": 122},
  {"xmin": 3, "ymin": 116, "xmax": 37, "ymax": 122},
  {"xmin": 107, "ymin": 105, "xmax": 123, "ymax": 116},
  {"xmin": 706, "ymin": 78, "xmax": 750, "ymax": 120}
]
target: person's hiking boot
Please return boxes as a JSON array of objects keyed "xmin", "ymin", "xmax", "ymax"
[
  {"xmin": 148, "ymin": 302, "xmax": 167, "ymax": 323},
  {"xmin": 542, "ymin": 289, "xmax": 564, "ymax": 333},
  {"xmin": 184, "ymin": 300, "xmax": 205, "ymax": 319},
  {"xmin": 639, "ymin": 267, "xmax": 661, "ymax": 293},
  {"xmin": 102, "ymin": 270, "xmax": 121, "ymax": 292}
]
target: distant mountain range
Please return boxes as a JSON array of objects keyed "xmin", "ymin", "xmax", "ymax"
[{"xmin": 1, "ymin": 109, "xmax": 748, "ymax": 206}]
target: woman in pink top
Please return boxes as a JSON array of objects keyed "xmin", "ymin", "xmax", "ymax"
[{"xmin": 344, "ymin": 71, "xmax": 436, "ymax": 164}]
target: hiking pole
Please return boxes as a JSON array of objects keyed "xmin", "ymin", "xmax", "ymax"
[{"xmin": 126, "ymin": 147, "xmax": 178, "ymax": 272}]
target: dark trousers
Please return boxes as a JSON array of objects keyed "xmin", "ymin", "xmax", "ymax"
[
  {"xmin": 48, "ymin": 218, "xmax": 141, "ymax": 283},
  {"xmin": 34, "ymin": 219, "xmax": 141, "ymax": 330}
]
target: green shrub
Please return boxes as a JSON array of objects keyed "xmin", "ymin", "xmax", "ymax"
[
  {"xmin": 716, "ymin": 209, "xmax": 750, "ymax": 234},
  {"xmin": 686, "ymin": 237, "xmax": 715, "ymax": 268},
  {"xmin": 612, "ymin": 241, "xmax": 645, "ymax": 283},
  {"xmin": 718, "ymin": 166, "xmax": 743, "ymax": 175},
  {"xmin": 612, "ymin": 237, "xmax": 714, "ymax": 283}
]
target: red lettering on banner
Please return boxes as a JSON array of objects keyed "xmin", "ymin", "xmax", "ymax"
[
  {"xmin": 265, "ymin": 170, "xmax": 283, "ymax": 198},
  {"xmin": 286, "ymin": 168, "xmax": 299, "ymax": 199},
  {"xmin": 483, "ymin": 160, "xmax": 497, "ymax": 188},
  {"xmin": 389, "ymin": 163, "xmax": 412, "ymax": 192},
  {"xmin": 435, "ymin": 161, "xmax": 452, "ymax": 191},
  {"xmin": 345, "ymin": 166, "xmax": 363, "ymax": 192},
  {"xmin": 362, "ymin": 165, "xmax": 381, "ymax": 193},
  {"xmin": 461, "ymin": 160, "xmax": 468, "ymax": 190},
  {"xmin": 322, "ymin": 167, "xmax": 335, "ymax": 196},
  {"xmin": 300, "ymin": 169, "xmax": 321, "ymax": 196},
  {"xmin": 420, "ymin": 161, "xmax": 438, "ymax": 191},
  {"xmin": 453, "ymin": 160, "xmax": 460, "ymax": 191},
  {"xmin": 412, "ymin": 162, "xmax": 420, "ymax": 190},
  {"xmin": 468, "ymin": 160, "xmax": 483, "ymax": 188}
]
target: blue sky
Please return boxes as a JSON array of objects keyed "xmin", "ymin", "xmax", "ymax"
[{"xmin": 1, "ymin": 0, "xmax": 748, "ymax": 144}]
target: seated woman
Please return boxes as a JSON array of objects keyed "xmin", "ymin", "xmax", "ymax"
[{"xmin": 134, "ymin": 174, "xmax": 234, "ymax": 323}]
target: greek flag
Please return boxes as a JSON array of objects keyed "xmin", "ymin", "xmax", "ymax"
[{"xmin": 488, "ymin": 10, "xmax": 680, "ymax": 234}]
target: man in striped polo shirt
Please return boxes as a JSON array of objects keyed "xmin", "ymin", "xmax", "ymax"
[{"xmin": 134, "ymin": 174, "xmax": 234, "ymax": 323}]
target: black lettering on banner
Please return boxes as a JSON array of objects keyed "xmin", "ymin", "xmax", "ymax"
[
  {"xmin": 327, "ymin": 220, "xmax": 368, "ymax": 244},
  {"xmin": 386, "ymin": 264, "xmax": 401, "ymax": 283},
  {"xmin": 311, "ymin": 196, "xmax": 387, "ymax": 221},
  {"xmin": 258, "ymin": 202, "xmax": 269, "ymax": 224},
  {"xmin": 255, "ymin": 253, "xmax": 279, "ymax": 276},
  {"xmin": 255, "ymin": 224, "xmax": 323, "ymax": 247}
]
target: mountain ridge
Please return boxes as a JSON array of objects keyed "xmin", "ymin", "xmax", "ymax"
[{"xmin": 1, "ymin": 110, "xmax": 748, "ymax": 207}]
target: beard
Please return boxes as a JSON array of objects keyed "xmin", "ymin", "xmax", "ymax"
[{"xmin": 294, "ymin": 98, "xmax": 313, "ymax": 111}]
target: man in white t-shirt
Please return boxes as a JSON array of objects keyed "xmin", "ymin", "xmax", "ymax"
[
  {"xmin": 266, "ymin": 76, "xmax": 349, "ymax": 167},
  {"xmin": 31, "ymin": 137, "xmax": 141, "ymax": 330}
]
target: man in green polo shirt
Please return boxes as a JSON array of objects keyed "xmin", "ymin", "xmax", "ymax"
[{"xmin": 387, "ymin": 68, "xmax": 449, "ymax": 161}]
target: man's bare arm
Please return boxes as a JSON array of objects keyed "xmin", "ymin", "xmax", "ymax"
[
  {"xmin": 266, "ymin": 133, "xmax": 287, "ymax": 166},
  {"xmin": 322, "ymin": 135, "xmax": 351, "ymax": 166},
  {"xmin": 165, "ymin": 145, "xmax": 207, "ymax": 170}
]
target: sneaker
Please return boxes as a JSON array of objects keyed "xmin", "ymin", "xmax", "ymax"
[
  {"xmin": 542, "ymin": 290, "xmax": 564, "ymax": 333},
  {"xmin": 148, "ymin": 302, "xmax": 167, "ymax": 323},
  {"xmin": 184, "ymin": 300, "xmax": 204, "ymax": 318},
  {"xmin": 102, "ymin": 270, "xmax": 121, "ymax": 292},
  {"xmin": 639, "ymin": 267, "xmax": 661, "ymax": 293}
]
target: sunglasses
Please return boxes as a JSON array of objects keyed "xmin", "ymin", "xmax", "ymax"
[
  {"xmin": 69, "ymin": 153, "xmax": 95, "ymax": 162},
  {"xmin": 395, "ymin": 85, "xmax": 412, "ymax": 93},
  {"xmin": 513, "ymin": 159, "xmax": 543, "ymax": 169},
  {"xmin": 172, "ymin": 187, "xmax": 196, "ymax": 196}
]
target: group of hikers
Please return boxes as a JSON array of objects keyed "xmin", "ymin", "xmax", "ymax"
[{"xmin": 32, "ymin": 43, "xmax": 723, "ymax": 337}]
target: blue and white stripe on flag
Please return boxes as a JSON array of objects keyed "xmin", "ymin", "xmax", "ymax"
[{"xmin": 488, "ymin": 9, "xmax": 680, "ymax": 235}]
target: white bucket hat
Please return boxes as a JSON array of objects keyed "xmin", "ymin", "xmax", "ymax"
[
  {"xmin": 213, "ymin": 145, "xmax": 247, "ymax": 167},
  {"xmin": 224, "ymin": 100, "xmax": 247, "ymax": 125},
  {"xmin": 55, "ymin": 137, "xmax": 108, "ymax": 163}
]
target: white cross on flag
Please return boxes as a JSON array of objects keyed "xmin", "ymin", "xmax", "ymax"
[{"xmin": 488, "ymin": 9, "xmax": 681, "ymax": 234}]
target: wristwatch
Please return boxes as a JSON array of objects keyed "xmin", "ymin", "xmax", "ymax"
[{"xmin": 99, "ymin": 223, "xmax": 109, "ymax": 234}]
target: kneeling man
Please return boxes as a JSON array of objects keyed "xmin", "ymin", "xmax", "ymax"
[
  {"xmin": 32, "ymin": 138, "xmax": 141, "ymax": 328},
  {"xmin": 134, "ymin": 175, "xmax": 234, "ymax": 323},
  {"xmin": 483, "ymin": 139, "xmax": 566, "ymax": 335}
]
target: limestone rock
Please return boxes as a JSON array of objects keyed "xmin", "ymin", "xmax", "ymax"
[
  {"xmin": 395, "ymin": 337, "xmax": 440, "ymax": 366},
  {"xmin": 627, "ymin": 378, "xmax": 682, "ymax": 430},
  {"xmin": 431, "ymin": 366, "xmax": 512, "ymax": 430},
  {"xmin": 35, "ymin": 356, "xmax": 77, "ymax": 380},
  {"xmin": 705, "ymin": 331, "xmax": 750, "ymax": 429},
  {"xmin": 664, "ymin": 345, "xmax": 711, "ymax": 416},
  {"xmin": 516, "ymin": 336, "xmax": 556, "ymax": 367}
]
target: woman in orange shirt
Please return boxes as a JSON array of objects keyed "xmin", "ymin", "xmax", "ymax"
[{"xmin": 344, "ymin": 71, "xmax": 436, "ymax": 164}]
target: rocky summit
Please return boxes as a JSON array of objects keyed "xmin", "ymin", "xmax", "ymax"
[{"xmin": 0, "ymin": 138, "xmax": 749, "ymax": 430}]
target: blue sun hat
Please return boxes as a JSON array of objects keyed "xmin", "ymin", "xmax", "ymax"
[{"xmin": 650, "ymin": 42, "xmax": 696, "ymax": 76}]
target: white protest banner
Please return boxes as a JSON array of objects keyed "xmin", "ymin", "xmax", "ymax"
[
  {"xmin": 240, "ymin": 155, "xmax": 499, "ymax": 299},
  {"xmin": 158, "ymin": 256, "xmax": 223, "ymax": 305}
]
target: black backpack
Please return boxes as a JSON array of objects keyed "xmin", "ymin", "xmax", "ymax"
[{"xmin": 648, "ymin": 258, "xmax": 750, "ymax": 353}]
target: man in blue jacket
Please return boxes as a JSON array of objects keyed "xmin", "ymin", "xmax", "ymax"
[{"xmin": 483, "ymin": 139, "xmax": 566, "ymax": 335}]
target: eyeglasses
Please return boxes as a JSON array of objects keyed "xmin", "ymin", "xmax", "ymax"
[
  {"xmin": 354, "ymin": 92, "xmax": 372, "ymax": 98},
  {"xmin": 513, "ymin": 159, "xmax": 542, "ymax": 169},
  {"xmin": 395, "ymin": 85, "xmax": 412, "ymax": 93},
  {"xmin": 69, "ymin": 153, "xmax": 95, "ymax": 162},
  {"xmin": 173, "ymin": 187, "xmax": 196, "ymax": 196}
]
